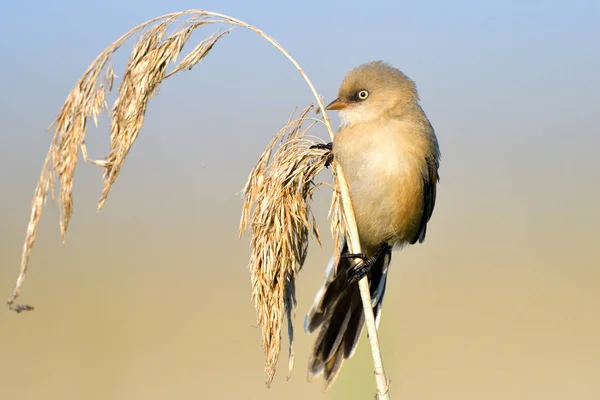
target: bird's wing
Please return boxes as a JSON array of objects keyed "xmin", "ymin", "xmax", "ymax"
[{"xmin": 412, "ymin": 153, "xmax": 439, "ymax": 244}]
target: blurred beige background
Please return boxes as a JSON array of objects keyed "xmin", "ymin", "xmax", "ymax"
[{"xmin": 1, "ymin": 1, "xmax": 599, "ymax": 399}]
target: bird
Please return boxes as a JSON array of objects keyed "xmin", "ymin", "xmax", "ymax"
[{"xmin": 304, "ymin": 61, "xmax": 440, "ymax": 390}]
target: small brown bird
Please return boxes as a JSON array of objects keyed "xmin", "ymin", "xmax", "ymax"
[{"xmin": 305, "ymin": 61, "xmax": 440, "ymax": 389}]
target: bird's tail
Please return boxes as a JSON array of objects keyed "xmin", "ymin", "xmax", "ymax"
[{"xmin": 304, "ymin": 241, "xmax": 391, "ymax": 390}]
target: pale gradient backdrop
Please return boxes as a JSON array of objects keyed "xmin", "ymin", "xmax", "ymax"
[{"xmin": 1, "ymin": 1, "xmax": 599, "ymax": 399}]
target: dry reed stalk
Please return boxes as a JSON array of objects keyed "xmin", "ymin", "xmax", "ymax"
[{"xmin": 7, "ymin": 9, "xmax": 390, "ymax": 399}]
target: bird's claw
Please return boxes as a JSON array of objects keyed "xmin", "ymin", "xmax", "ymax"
[
  {"xmin": 310, "ymin": 142, "xmax": 333, "ymax": 151},
  {"xmin": 341, "ymin": 252, "xmax": 369, "ymax": 261},
  {"xmin": 310, "ymin": 142, "xmax": 334, "ymax": 168},
  {"xmin": 347, "ymin": 259, "xmax": 376, "ymax": 283},
  {"xmin": 341, "ymin": 252, "xmax": 376, "ymax": 283},
  {"xmin": 342, "ymin": 245, "xmax": 392, "ymax": 284}
]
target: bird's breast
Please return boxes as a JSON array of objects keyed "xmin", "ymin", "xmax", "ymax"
[{"xmin": 333, "ymin": 120, "xmax": 428, "ymax": 251}]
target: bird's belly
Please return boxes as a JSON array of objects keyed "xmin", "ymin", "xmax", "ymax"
[{"xmin": 336, "ymin": 135, "xmax": 424, "ymax": 253}]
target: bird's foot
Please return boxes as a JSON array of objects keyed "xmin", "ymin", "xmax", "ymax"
[
  {"xmin": 341, "ymin": 245, "xmax": 391, "ymax": 284},
  {"xmin": 348, "ymin": 259, "xmax": 377, "ymax": 283},
  {"xmin": 310, "ymin": 142, "xmax": 332, "ymax": 151},
  {"xmin": 341, "ymin": 252, "xmax": 375, "ymax": 283},
  {"xmin": 310, "ymin": 142, "xmax": 334, "ymax": 168}
]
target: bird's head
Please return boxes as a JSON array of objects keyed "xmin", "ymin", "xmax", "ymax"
[{"xmin": 324, "ymin": 61, "xmax": 419, "ymax": 126}]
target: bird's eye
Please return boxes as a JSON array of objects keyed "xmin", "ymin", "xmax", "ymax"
[{"xmin": 357, "ymin": 90, "xmax": 369, "ymax": 100}]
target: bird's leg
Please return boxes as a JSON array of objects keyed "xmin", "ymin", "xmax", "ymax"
[
  {"xmin": 310, "ymin": 142, "xmax": 334, "ymax": 168},
  {"xmin": 310, "ymin": 142, "xmax": 332, "ymax": 150},
  {"xmin": 344, "ymin": 253, "xmax": 376, "ymax": 284},
  {"xmin": 343, "ymin": 244, "xmax": 391, "ymax": 284},
  {"xmin": 341, "ymin": 252, "xmax": 369, "ymax": 261}
]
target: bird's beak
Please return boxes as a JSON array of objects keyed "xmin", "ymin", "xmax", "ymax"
[{"xmin": 316, "ymin": 98, "xmax": 349, "ymax": 114}]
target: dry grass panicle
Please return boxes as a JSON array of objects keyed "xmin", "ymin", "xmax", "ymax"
[
  {"xmin": 8, "ymin": 9, "xmax": 389, "ymax": 398},
  {"xmin": 7, "ymin": 11, "xmax": 233, "ymax": 309},
  {"xmin": 239, "ymin": 105, "xmax": 333, "ymax": 385},
  {"xmin": 6, "ymin": 9, "xmax": 344, "ymax": 382}
]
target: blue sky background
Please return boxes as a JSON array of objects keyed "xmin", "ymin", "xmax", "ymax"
[{"xmin": 1, "ymin": 1, "xmax": 599, "ymax": 399}]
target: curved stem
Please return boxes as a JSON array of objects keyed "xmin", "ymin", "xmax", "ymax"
[
  {"xmin": 8, "ymin": 9, "xmax": 390, "ymax": 398},
  {"xmin": 199, "ymin": 10, "xmax": 390, "ymax": 398}
]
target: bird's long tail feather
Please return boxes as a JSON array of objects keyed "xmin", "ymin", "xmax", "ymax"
[{"xmin": 304, "ymin": 240, "xmax": 391, "ymax": 390}]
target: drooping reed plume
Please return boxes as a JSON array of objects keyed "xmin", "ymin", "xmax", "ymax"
[{"xmin": 239, "ymin": 105, "xmax": 333, "ymax": 383}]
